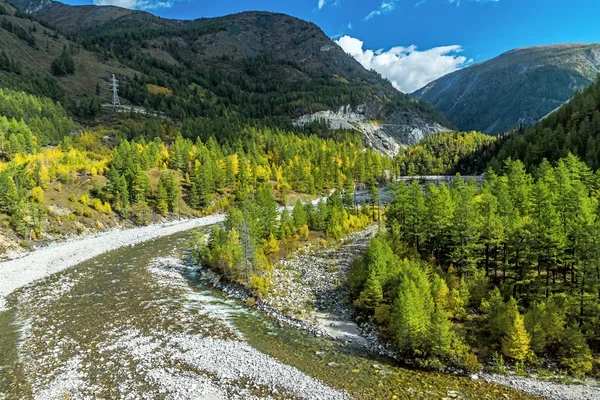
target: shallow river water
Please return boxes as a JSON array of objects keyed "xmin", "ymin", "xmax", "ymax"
[{"xmin": 0, "ymin": 228, "xmax": 540, "ymax": 400}]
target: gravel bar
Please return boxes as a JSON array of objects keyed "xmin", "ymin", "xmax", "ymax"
[
  {"xmin": 482, "ymin": 374, "xmax": 600, "ymax": 400},
  {"xmin": 0, "ymin": 215, "xmax": 224, "ymax": 311}
]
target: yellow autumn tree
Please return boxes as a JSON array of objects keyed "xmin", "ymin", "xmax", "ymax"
[
  {"xmin": 31, "ymin": 186, "xmax": 44, "ymax": 203},
  {"xmin": 502, "ymin": 310, "xmax": 530, "ymax": 362}
]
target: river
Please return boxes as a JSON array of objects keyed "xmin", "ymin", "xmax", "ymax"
[{"xmin": 0, "ymin": 226, "xmax": 541, "ymax": 399}]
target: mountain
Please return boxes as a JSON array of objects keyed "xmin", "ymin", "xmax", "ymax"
[
  {"xmin": 2, "ymin": 0, "xmax": 450, "ymax": 154},
  {"xmin": 0, "ymin": 1, "xmax": 136, "ymax": 102},
  {"xmin": 7, "ymin": 0, "xmax": 145, "ymax": 31},
  {"xmin": 488, "ymin": 75, "xmax": 600, "ymax": 171},
  {"xmin": 412, "ymin": 44, "xmax": 600, "ymax": 135}
]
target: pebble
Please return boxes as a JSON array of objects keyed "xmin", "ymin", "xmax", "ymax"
[
  {"xmin": 0, "ymin": 215, "xmax": 226, "ymax": 311},
  {"xmin": 481, "ymin": 373, "xmax": 600, "ymax": 400}
]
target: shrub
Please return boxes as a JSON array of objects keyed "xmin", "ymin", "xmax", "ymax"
[
  {"xmin": 558, "ymin": 327, "xmax": 593, "ymax": 377},
  {"xmin": 92, "ymin": 198, "xmax": 103, "ymax": 212},
  {"xmin": 74, "ymin": 206, "xmax": 91, "ymax": 218},
  {"xmin": 250, "ymin": 274, "xmax": 270, "ymax": 298},
  {"xmin": 57, "ymin": 173, "xmax": 72, "ymax": 184},
  {"xmin": 373, "ymin": 303, "xmax": 391, "ymax": 325},
  {"xmin": 298, "ymin": 224, "xmax": 309, "ymax": 240},
  {"xmin": 262, "ymin": 233, "xmax": 280, "ymax": 256},
  {"xmin": 31, "ymin": 186, "xmax": 44, "ymax": 203},
  {"xmin": 79, "ymin": 194, "xmax": 89, "ymax": 206},
  {"xmin": 463, "ymin": 352, "xmax": 482, "ymax": 374},
  {"xmin": 492, "ymin": 352, "xmax": 506, "ymax": 374},
  {"xmin": 92, "ymin": 198, "xmax": 112, "ymax": 214}
]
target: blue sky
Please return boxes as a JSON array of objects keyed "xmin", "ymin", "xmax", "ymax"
[{"xmin": 68, "ymin": 0, "xmax": 600, "ymax": 92}]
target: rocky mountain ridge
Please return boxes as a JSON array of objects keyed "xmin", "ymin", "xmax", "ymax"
[
  {"xmin": 413, "ymin": 43, "xmax": 600, "ymax": 134},
  {"xmin": 296, "ymin": 105, "xmax": 448, "ymax": 157}
]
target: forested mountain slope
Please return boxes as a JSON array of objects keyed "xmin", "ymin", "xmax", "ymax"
[
  {"xmin": 3, "ymin": 0, "xmax": 450, "ymax": 152},
  {"xmin": 393, "ymin": 131, "xmax": 497, "ymax": 176},
  {"xmin": 489, "ymin": 76, "xmax": 600, "ymax": 171},
  {"xmin": 9, "ymin": 0, "xmax": 143, "ymax": 31},
  {"xmin": 0, "ymin": 1, "xmax": 136, "ymax": 112},
  {"xmin": 412, "ymin": 44, "xmax": 600, "ymax": 135}
]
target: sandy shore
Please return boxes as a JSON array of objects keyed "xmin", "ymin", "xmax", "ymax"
[{"xmin": 0, "ymin": 215, "xmax": 224, "ymax": 311}]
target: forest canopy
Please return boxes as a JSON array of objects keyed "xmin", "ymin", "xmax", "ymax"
[{"xmin": 351, "ymin": 155, "xmax": 600, "ymax": 376}]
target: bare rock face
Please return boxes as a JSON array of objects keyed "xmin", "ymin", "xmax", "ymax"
[
  {"xmin": 296, "ymin": 105, "xmax": 448, "ymax": 157},
  {"xmin": 7, "ymin": 0, "xmax": 52, "ymax": 13}
]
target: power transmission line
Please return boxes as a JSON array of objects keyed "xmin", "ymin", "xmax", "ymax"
[
  {"xmin": 0, "ymin": 32, "xmax": 59, "ymax": 97},
  {"xmin": 0, "ymin": 73, "xmax": 21, "ymax": 92},
  {"xmin": 5, "ymin": 10, "xmax": 93, "ymax": 96},
  {"xmin": 0, "ymin": 25, "xmax": 75, "ymax": 97}
]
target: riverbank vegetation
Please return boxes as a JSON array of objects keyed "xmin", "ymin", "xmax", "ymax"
[
  {"xmin": 393, "ymin": 131, "xmax": 497, "ymax": 176},
  {"xmin": 194, "ymin": 189, "xmax": 375, "ymax": 296},
  {"xmin": 351, "ymin": 155, "xmax": 600, "ymax": 376}
]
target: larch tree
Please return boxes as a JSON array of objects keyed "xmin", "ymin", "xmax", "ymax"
[{"xmin": 502, "ymin": 308, "xmax": 530, "ymax": 362}]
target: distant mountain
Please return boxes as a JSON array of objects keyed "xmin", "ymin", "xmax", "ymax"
[
  {"xmin": 2, "ymin": 0, "xmax": 450, "ymax": 153},
  {"xmin": 412, "ymin": 44, "xmax": 600, "ymax": 135},
  {"xmin": 488, "ymin": 75, "xmax": 600, "ymax": 171},
  {"xmin": 7, "ymin": 0, "xmax": 144, "ymax": 31}
]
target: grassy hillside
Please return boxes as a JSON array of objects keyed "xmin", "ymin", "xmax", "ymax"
[
  {"xmin": 413, "ymin": 44, "xmax": 600, "ymax": 135},
  {"xmin": 0, "ymin": 1, "xmax": 136, "ymax": 103}
]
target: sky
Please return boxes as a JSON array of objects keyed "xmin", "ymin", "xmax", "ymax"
[{"xmin": 63, "ymin": 0, "xmax": 600, "ymax": 93}]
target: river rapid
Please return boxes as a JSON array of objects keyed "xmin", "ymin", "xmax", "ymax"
[{"xmin": 0, "ymin": 227, "xmax": 541, "ymax": 400}]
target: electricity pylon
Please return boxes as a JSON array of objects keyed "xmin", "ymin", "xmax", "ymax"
[{"xmin": 111, "ymin": 74, "xmax": 121, "ymax": 110}]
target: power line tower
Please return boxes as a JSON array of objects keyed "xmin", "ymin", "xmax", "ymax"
[{"xmin": 111, "ymin": 74, "xmax": 121, "ymax": 110}]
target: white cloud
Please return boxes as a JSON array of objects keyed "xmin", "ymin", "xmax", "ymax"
[
  {"xmin": 93, "ymin": 0, "xmax": 172, "ymax": 10},
  {"xmin": 317, "ymin": 0, "xmax": 342, "ymax": 10},
  {"xmin": 335, "ymin": 35, "xmax": 470, "ymax": 93},
  {"xmin": 364, "ymin": 0, "xmax": 398, "ymax": 20}
]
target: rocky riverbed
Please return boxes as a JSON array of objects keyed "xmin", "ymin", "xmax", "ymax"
[
  {"xmin": 266, "ymin": 228, "xmax": 377, "ymax": 346},
  {"xmin": 0, "ymin": 220, "xmax": 589, "ymax": 400},
  {"xmin": 482, "ymin": 374, "xmax": 600, "ymax": 400},
  {"xmin": 199, "ymin": 226, "xmax": 600, "ymax": 400},
  {"xmin": 0, "ymin": 229, "xmax": 352, "ymax": 400},
  {"xmin": 197, "ymin": 227, "xmax": 381, "ymax": 347},
  {"xmin": 0, "ymin": 215, "xmax": 225, "ymax": 311}
]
